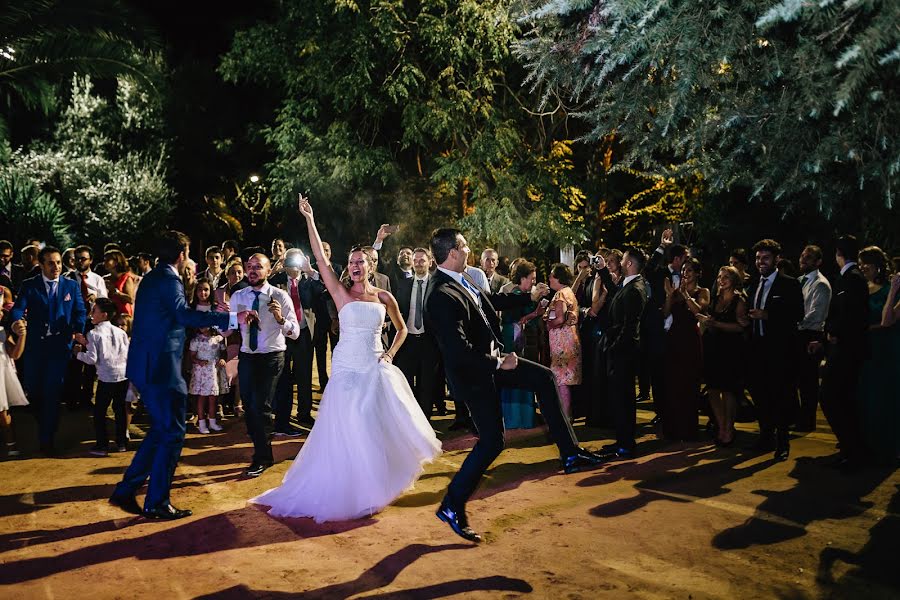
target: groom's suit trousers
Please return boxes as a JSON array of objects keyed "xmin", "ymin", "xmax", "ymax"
[
  {"xmin": 115, "ymin": 383, "xmax": 187, "ymax": 510},
  {"xmin": 446, "ymin": 356, "xmax": 579, "ymax": 508}
]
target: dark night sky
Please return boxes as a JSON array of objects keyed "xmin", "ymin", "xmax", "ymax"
[{"xmin": 123, "ymin": 0, "xmax": 280, "ymax": 204}]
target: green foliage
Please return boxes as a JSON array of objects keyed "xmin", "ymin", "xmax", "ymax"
[
  {"xmin": 221, "ymin": 0, "xmax": 589, "ymax": 247},
  {"xmin": 0, "ymin": 0, "xmax": 161, "ymax": 144},
  {"xmin": 1, "ymin": 75, "xmax": 172, "ymax": 247},
  {"xmin": 517, "ymin": 0, "xmax": 899, "ymax": 222},
  {"xmin": 0, "ymin": 173, "xmax": 71, "ymax": 248}
]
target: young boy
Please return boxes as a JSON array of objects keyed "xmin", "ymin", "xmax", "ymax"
[{"xmin": 74, "ymin": 298, "xmax": 130, "ymax": 456}]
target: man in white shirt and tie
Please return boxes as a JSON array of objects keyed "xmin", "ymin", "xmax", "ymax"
[
  {"xmin": 393, "ymin": 248, "xmax": 443, "ymax": 419},
  {"xmin": 794, "ymin": 244, "xmax": 832, "ymax": 431},
  {"xmin": 229, "ymin": 253, "xmax": 301, "ymax": 477},
  {"xmin": 270, "ymin": 248, "xmax": 325, "ymax": 434}
]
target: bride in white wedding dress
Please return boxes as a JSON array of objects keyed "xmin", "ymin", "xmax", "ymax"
[{"xmin": 250, "ymin": 195, "xmax": 441, "ymax": 523}]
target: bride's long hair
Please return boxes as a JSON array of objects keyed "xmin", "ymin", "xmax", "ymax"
[{"xmin": 340, "ymin": 246, "xmax": 377, "ymax": 290}]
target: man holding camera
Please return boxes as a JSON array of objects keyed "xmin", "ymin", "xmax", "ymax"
[{"xmin": 270, "ymin": 248, "xmax": 325, "ymax": 433}]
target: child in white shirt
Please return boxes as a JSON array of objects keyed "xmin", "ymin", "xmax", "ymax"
[{"xmin": 74, "ymin": 298, "xmax": 130, "ymax": 456}]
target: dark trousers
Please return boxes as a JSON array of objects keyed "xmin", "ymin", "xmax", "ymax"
[
  {"xmin": 312, "ymin": 321, "xmax": 337, "ymax": 387},
  {"xmin": 394, "ymin": 333, "xmax": 441, "ymax": 418},
  {"xmin": 22, "ymin": 350, "xmax": 68, "ymax": 446},
  {"xmin": 820, "ymin": 343, "xmax": 866, "ymax": 460},
  {"xmin": 607, "ymin": 349, "xmax": 639, "ymax": 450},
  {"xmin": 115, "ymin": 383, "xmax": 187, "ymax": 510},
  {"xmin": 795, "ymin": 330, "xmax": 825, "ymax": 429},
  {"xmin": 748, "ymin": 340, "xmax": 795, "ymax": 445},
  {"xmin": 641, "ymin": 328, "xmax": 666, "ymax": 414},
  {"xmin": 588, "ymin": 342, "xmax": 611, "ymax": 426},
  {"xmin": 275, "ymin": 328, "xmax": 313, "ymax": 428},
  {"xmin": 65, "ymin": 359, "xmax": 96, "ymax": 409},
  {"xmin": 240, "ymin": 351, "xmax": 284, "ymax": 464},
  {"xmin": 446, "ymin": 357, "xmax": 578, "ymax": 509},
  {"xmin": 94, "ymin": 380, "xmax": 128, "ymax": 448}
]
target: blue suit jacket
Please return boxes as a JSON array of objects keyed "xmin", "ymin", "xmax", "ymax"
[
  {"xmin": 11, "ymin": 274, "xmax": 87, "ymax": 356},
  {"xmin": 127, "ymin": 265, "xmax": 230, "ymax": 394}
]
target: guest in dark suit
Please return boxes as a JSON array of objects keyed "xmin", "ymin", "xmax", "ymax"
[
  {"xmin": 0, "ymin": 240, "xmax": 26, "ymax": 297},
  {"xmin": 20, "ymin": 244, "xmax": 41, "ymax": 282},
  {"xmin": 814, "ymin": 235, "xmax": 869, "ymax": 468},
  {"xmin": 312, "ymin": 241, "xmax": 340, "ymax": 389},
  {"xmin": 394, "ymin": 247, "xmax": 442, "ymax": 419},
  {"xmin": 109, "ymin": 231, "xmax": 249, "ymax": 519},
  {"xmin": 390, "ymin": 246, "xmax": 415, "ymax": 290},
  {"xmin": 746, "ymin": 238, "xmax": 805, "ymax": 461},
  {"xmin": 270, "ymin": 248, "xmax": 325, "ymax": 431},
  {"xmin": 425, "ymin": 228, "xmax": 605, "ymax": 543},
  {"xmin": 11, "ymin": 246, "xmax": 87, "ymax": 453},
  {"xmin": 641, "ymin": 230, "xmax": 687, "ymax": 424},
  {"xmin": 602, "ymin": 247, "xmax": 649, "ymax": 457},
  {"xmin": 480, "ymin": 248, "xmax": 509, "ymax": 295}
]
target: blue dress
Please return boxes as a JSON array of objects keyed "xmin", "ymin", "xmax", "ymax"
[{"xmin": 500, "ymin": 288, "xmax": 537, "ymax": 429}]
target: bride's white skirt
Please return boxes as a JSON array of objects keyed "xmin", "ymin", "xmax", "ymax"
[{"xmin": 250, "ymin": 361, "xmax": 441, "ymax": 523}]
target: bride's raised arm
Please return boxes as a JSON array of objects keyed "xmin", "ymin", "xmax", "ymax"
[{"xmin": 298, "ymin": 194, "xmax": 351, "ymax": 309}]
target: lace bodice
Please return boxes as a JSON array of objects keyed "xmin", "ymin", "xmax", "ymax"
[{"xmin": 331, "ymin": 301, "xmax": 386, "ymax": 373}]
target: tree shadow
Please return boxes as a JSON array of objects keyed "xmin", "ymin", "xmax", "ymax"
[
  {"xmin": 193, "ymin": 543, "xmax": 529, "ymax": 600},
  {"xmin": 583, "ymin": 443, "xmax": 772, "ymax": 519},
  {"xmin": 0, "ymin": 506, "xmax": 376, "ymax": 585},
  {"xmin": 713, "ymin": 456, "xmax": 895, "ymax": 550},
  {"xmin": 816, "ymin": 484, "xmax": 900, "ymax": 597}
]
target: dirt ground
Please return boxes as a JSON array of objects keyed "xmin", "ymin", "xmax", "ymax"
[{"xmin": 1, "ymin": 379, "xmax": 898, "ymax": 599}]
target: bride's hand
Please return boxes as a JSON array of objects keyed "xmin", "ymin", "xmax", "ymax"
[
  {"xmin": 298, "ymin": 193, "xmax": 314, "ymax": 220},
  {"xmin": 379, "ymin": 351, "xmax": 394, "ymax": 363}
]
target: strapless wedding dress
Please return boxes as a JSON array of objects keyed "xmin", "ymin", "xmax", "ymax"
[{"xmin": 250, "ymin": 300, "xmax": 441, "ymax": 522}]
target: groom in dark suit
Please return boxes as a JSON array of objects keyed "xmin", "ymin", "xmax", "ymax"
[
  {"xmin": 425, "ymin": 228, "xmax": 606, "ymax": 543},
  {"xmin": 11, "ymin": 246, "xmax": 87, "ymax": 453},
  {"xmin": 109, "ymin": 231, "xmax": 251, "ymax": 520}
]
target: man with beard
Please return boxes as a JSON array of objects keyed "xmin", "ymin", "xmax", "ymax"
[{"xmin": 229, "ymin": 254, "xmax": 301, "ymax": 477}]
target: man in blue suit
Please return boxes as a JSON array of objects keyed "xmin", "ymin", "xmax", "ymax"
[
  {"xmin": 11, "ymin": 246, "xmax": 87, "ymax": 454},
  {"xmin": 109, "ymin": 231, "xmax": 253, "ymax": 520}
]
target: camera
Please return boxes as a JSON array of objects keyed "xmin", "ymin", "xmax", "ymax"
[{"xmin": 589, "ymin": 254, "xmax": 605, "ymax": 269}]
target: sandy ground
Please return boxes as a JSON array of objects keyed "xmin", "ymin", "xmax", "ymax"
[{"xmin": 1, "ymin": 378, "xmax": 898, "ymax": 599}]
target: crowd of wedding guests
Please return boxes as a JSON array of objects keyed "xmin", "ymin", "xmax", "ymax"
[{"xmin": 1, "ymin": 227, "xmax": 898, "ymax": 473}]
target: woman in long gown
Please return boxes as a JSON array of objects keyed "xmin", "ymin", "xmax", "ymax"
[
  {"xmin": 661, "ymin": 258, "xmax": 709, "ymax": 441},
  {"xmin": 250, "ymin": 195, "xmax": 441, "ymax": 522},
  {"xmin": 857, "ymin": 247, "xmax": 899, "ymax": 464}
]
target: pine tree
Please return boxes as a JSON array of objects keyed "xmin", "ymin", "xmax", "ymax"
[{"xmin": 516, "ymin": 0, "xmax": 899, "ymax": 226}]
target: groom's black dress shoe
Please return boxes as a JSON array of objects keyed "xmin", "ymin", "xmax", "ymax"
[
  {"xmin": 562, "ymin": 448, "xmax": 609, "ymax": 474},
  {"xmin": 109, "ymin": 493, "xmax": 142, "ymax": 515},
  {"xmin": 436, "ymin": 503, "xmax": 481, "ymax": 543},
  {"xmin": 245, "ymin": 462, "xmax": 273, "ymax": 478},
  {"xmin": 143, "ymin": 504, "xmax": 192, "ymax": 520}
]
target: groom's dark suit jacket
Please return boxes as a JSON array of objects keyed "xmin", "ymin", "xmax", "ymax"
[{"xmin": 424, "ymin": 269, "xmax": 530, "ymax": 389}]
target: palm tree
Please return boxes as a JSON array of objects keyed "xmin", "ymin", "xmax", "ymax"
[{"xmin": 0, "ymin": 0, "xmax": 160, "ymax": 143}]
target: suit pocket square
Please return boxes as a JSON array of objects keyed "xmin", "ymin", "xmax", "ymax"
[
  {"xmin": 63, "ymin": 293, "xmax": 72, "ymax": 301},
  {"xmin": 771, "ymin": 295, "xmax": 782, "ymax": 299}
]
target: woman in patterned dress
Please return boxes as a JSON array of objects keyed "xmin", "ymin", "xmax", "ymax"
[{"xmin": 545, "ymin": 264, "xmax": 581, "ymax": 421}]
